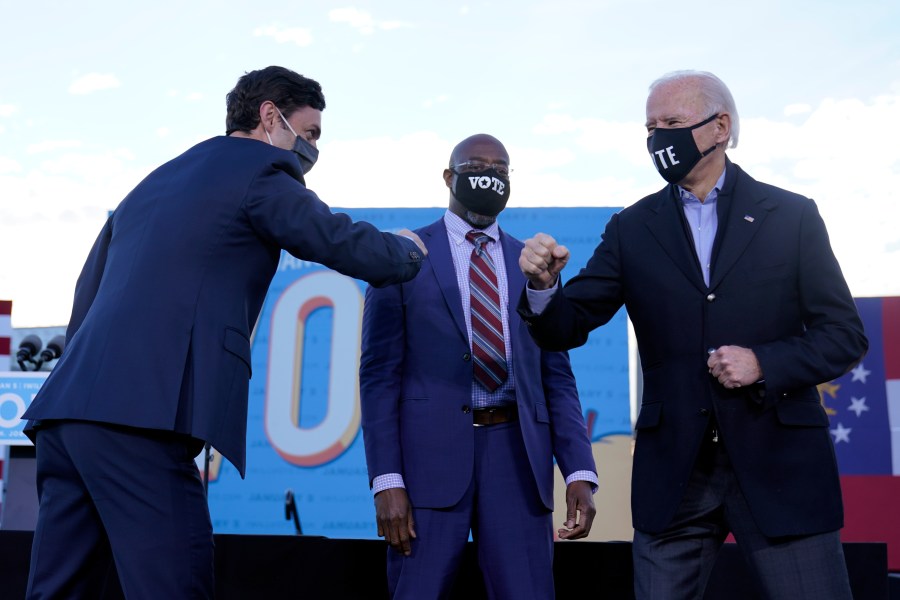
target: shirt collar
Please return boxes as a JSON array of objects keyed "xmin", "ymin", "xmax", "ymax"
[
  {"xmin": 443, "ymin": 210, "xmax": 501, "ymax": 245},
  {"xmin": 678, "ymin": 167, "xmax": 727, "ymax": 205}
]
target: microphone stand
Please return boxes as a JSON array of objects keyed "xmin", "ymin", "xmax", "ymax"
[{"xmin": 203, "ymin": 443, "xmax": 211, "ymax": 497}]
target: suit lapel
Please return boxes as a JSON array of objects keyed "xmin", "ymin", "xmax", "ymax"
[
  {"xmin": 499, "ymin": 230, "xmax": 525, "ymax": 337},
  {"xmin": 708, "ymin": 164, "xmax": 777, "ymax": 290},
  {"xmin": 423, "ymin": 220, "xmax": 469, "ymax": 342},
  {"xmin": 644, "ymin": 187, "xmax": 708, "ymax": 294}
]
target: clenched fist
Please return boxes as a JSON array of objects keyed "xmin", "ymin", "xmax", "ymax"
[{"xmin": 519, "ymin": 233, "xmax": 570, "ymax": 290}]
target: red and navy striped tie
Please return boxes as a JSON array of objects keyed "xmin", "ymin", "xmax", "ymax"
[{"xmin": 466, "ymin": 231, "xmax": 508, "ymax": 392}]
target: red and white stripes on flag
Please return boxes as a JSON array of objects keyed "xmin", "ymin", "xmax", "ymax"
[{"xmin": 0, "ymin": 300, "xmax": 12, "ymax": 369}]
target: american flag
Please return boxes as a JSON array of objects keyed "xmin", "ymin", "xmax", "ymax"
[
  {"xmin": 823, "ymin": 296, "xmax": 900, "ymax": 569},
  {"xmin": 0, "ymin": 299, "xmax": 10, "ymax": 518}
]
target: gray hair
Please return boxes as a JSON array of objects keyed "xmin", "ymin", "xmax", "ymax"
[{"xmin": 649, "ymin": 70, "xmax": 740, "ymax": 149}]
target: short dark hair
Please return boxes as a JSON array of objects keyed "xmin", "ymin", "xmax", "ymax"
[{"xmin": 225, "ymin": 66, "xmax": 326, "ymax": 135}]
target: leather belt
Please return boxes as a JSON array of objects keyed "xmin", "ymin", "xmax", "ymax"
[{"xmin": 472, "ymin": 405, "xmax": 518, "ymax": 427}]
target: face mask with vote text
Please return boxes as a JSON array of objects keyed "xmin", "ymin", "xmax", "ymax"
[
  {"xmin": 451, "ymin": 168, "xmax": 511, "ymax": 217},
  {"xmin": 647, "ymin": 113, "xmax": 719, "ymax": 184}
]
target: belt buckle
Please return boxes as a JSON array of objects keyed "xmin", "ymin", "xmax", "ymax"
[{"xmin": 472, "ymin": 407, "xmax": 498, "ymax": 427}]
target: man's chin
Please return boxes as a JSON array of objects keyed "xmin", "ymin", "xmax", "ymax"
[{"xmin": 465, "ymin": 211, "xmax": 497, "ymax": 228}]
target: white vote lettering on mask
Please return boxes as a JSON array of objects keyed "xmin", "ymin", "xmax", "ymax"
[
  {"xmin": 652, "ymin": 146, "xmax": 680, "ymax": 169},
  {"xmin": 468, "ymin": 176, "xmax": 506, "ymax": 196}
]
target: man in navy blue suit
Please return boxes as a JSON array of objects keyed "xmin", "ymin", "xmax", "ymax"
[
  {"xmin": 518, "ymin": 71, "xmax": 867, "ymax": 599},
  {"xmin": 360, "ymin": 134, "xmax": 597, "ymax": 599},
  {"xmin": 22, "ymin": 66, "xmax": 426, "ymax": 599}
]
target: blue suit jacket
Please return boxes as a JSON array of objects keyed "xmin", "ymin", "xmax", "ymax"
[
  {"xmin": 24, "ymin": 136, "xmax": 422, "ymax": 476},
  {"xmin": 360, "ymin": 218, "xmax": 595, "ymax": 510},
  {"xmin": 519, "ymin": 160, "xmax": 867, "ymax": 536}
]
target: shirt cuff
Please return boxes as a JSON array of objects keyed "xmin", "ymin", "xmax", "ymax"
[
  {"xmin": 525, "ymin": 279, "xmax": 559, "ymax": 315},
  {"xmin": 565, "ymin": 470, "xmax": 599, "ymax": 494},
  {"xmin": 372, "ymin": 473, "xmax": 406, "ymax": 495}
]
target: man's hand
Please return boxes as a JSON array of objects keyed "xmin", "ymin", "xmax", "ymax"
[
  {"xmin": 707, "ymin": 345, "xmax": 762, "ymax": 389},
  {"xmin": 558, "ymin": 480, "xmax": 596, "ymax": 540},
  {"xmin": 374, "ymin": 487, "xmax": 416, "ymax": 556},
  {"xmin": 519, "ymin": 233, "xmax": 569, "ymax": 290},
  {"xmin": 397, "ymin": 229, "xmax": 428, "ymax": 257}
]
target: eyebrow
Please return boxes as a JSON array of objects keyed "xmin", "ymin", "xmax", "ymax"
[{"xmin": 466, "ymin": 155, "xmax": 509, "ymax": 164}]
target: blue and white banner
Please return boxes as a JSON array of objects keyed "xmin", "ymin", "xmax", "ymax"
[
  {"xmin": 0, "ymin": 372, "xmax": 48, "ymax": 445},
  {"xmin": 206, "ymin": 207, "xmax": 629, "ymax": 537}
]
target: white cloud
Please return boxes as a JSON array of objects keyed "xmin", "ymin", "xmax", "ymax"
[
  {"xmin": 26, "ymin": 140, "xmax": 83, "ymax": 155},
  {"xmin": 328, "ymin": 8, "xmax": 412, "ymax": 35},
  {"xmin": 187, "ymin": 92, "xmax": 204, "ymax": 101},
  {"xmin": 423, "ymin": 95, "xmax": 448, "ymax": 108},
  {"xmin": 0, "ymin": 148, "xmax": 152, "ymax": 326},
  {"xmin": 68, "ymin": 73, "xmax": 121, "ymax": 95},
  {"xmin": 784, "ymin": 103, "xmax": 811, "ymax": 117},
  {"xmin": 0, "ymin": 157, "xmax": 22, "ymax": 173},
  {"xmin": 253, "ymin": 25, "xmax": 313, "ymax": 46},
  {"xmin": 729, "ymin": 92, "xmax": 900, "ymax": 297},
  {"xmin": 533, "ymin": 113, "xmax": 650, "ymax": 170},
  {"xmin": 0, "ymin": 104, "xmax": 17, "ymax": 117},
  {"xmin": 311, "ymin": 131, "xmax": 448, "ymax": 208}
]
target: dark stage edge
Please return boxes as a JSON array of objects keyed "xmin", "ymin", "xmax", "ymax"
[{"xmin": 0, "ymin": 531, "xmax": 890, "ymax": 599}]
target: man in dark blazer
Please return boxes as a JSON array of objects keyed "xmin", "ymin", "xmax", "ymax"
[
  {"xmin": 22, "ymin": 66, "xmax": 425, "ymax": 599},
  {"xmin": 360, "ymin": 134, "xmax": 597, "ymax": 599},
  {"xmin": 518, "ymin": 71, "xmax": 867, "ymax": 599}
]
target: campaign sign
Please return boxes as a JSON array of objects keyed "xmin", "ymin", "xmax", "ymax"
[
  {"xmin": 0, "ymin": 372, "xmax": 47, "ymax": 445},
  {"xmin": 206, "ymin": 207, "xmax": 629, "ymax": 537}
]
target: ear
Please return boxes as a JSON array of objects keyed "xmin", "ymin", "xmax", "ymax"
[
  {"xmin": 442, "ymin": 168, "xmax": 454, "ymax": 189},
  {"xmin": 715, "ymin": 113, "xmax": 732, "ymax": 146},
  {"xmin": 258, "ymin": 100, "xmax": 278, "ymax": 133}
]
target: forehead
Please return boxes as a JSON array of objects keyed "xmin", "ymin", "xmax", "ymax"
[
  {"xmin": 646, "ymin": 80, "xmax": 705, "ymax": 120},
  {"xmin": 289, "ymin": 105, "xmax": 322, "ymax": 127},
  {"xmin": 457, "ymin": 139, "xmax": 509, "ymax": 162}
]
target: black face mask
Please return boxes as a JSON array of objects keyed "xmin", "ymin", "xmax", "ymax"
[
  {"xmin": 647, "ymin": 113, "xmax": 719, "ymax": 184},
  {"xmin": 291, "ymin": 135, "xmax": 319, "ymax": 175},
  {"xmin": 451, "ymin": 168, "xmax": 511, "ymax": 217}
]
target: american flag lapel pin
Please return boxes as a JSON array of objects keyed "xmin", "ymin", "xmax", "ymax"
[{"xmin": 743, "ymin": 215, "xmax": 755, "ymax": 223}]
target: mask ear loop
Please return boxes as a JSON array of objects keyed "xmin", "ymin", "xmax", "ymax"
[
  {"xmin": 694, "ymin": 113, "xmax": 721, "ymax": 157},
  {"xmin": 276, "ymin": 107, "xmax": 300, "ymax": 138}
]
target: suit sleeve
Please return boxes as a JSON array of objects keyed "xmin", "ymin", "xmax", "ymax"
[
  {"xmin": 359, "ymin": 282, "xmax": 406, "ymax": 487},
  {"xmin": 66, "ymin": 214, "xmax": 113, "ymax": 343},
  {"xmin": 243, "ymin": 166, "xmax": 422, "ymax": 287},
  {"xmin": 751, "ymin": 200, "xmax": 867, "ymax": 393},
  {"xmin": 542, "ymin": 349, "xmax": 596, "ymax": 478},
  {"xmin": 518, "ymin": 212, "xmax": 626, "ymax": 351}
]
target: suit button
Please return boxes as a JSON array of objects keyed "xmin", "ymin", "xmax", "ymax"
[
  {"xmin": 706, "ymin": 293, "xmax": 716, "ymax": 302},
  {"xmin": 409, "ymin": 251, "xmax": 420, "ymax": 260},
  {"xmin": 699, "ymin": 408, "xmax": 710, "ymax": 416},
  {"xmin": 463, "ymin": 353, "xmax": 471, "ymax": 361},
  {"xmin": 462, "ymin": 405, "xmax": 471, "ymax": 414}
]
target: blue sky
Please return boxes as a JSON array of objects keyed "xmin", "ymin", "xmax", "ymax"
[{"xmin": 1, "ymin": 0, "xmax": 898, "ymax": 326}]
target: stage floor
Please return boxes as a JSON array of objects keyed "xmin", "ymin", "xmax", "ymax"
[{"xmin": 0, "ymin": 531, "xmax": 889, "ymax": 598}]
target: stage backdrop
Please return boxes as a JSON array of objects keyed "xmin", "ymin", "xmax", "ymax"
[{"xmin": 205, "ymin": 207, "xmax": 631, "ymax": 539}]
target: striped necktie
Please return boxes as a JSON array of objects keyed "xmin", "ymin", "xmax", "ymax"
[{"xmin": 465, "ymin": 231, "xmax": 508, "ymax": 392}]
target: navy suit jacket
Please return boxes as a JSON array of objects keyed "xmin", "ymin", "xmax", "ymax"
[
  {"xmin": 519, "ymin": 160, "xmax": 867, "ymax": 536},
  {"xmin": 24, "ymin": 136, "xmax": 422, "ymax": 476},
  {"xmin": 360, "ymin": 218, "xmax": 595, "ymax": 510}
]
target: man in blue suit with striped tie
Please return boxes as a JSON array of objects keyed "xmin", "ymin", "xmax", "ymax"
[
  {"xmin": 360, "ymin": 134, "xmax": 597, "ymax": 599},
  {"xmin": 23, "ymin": 66, "xmax": 426, "ymax": 599}
]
